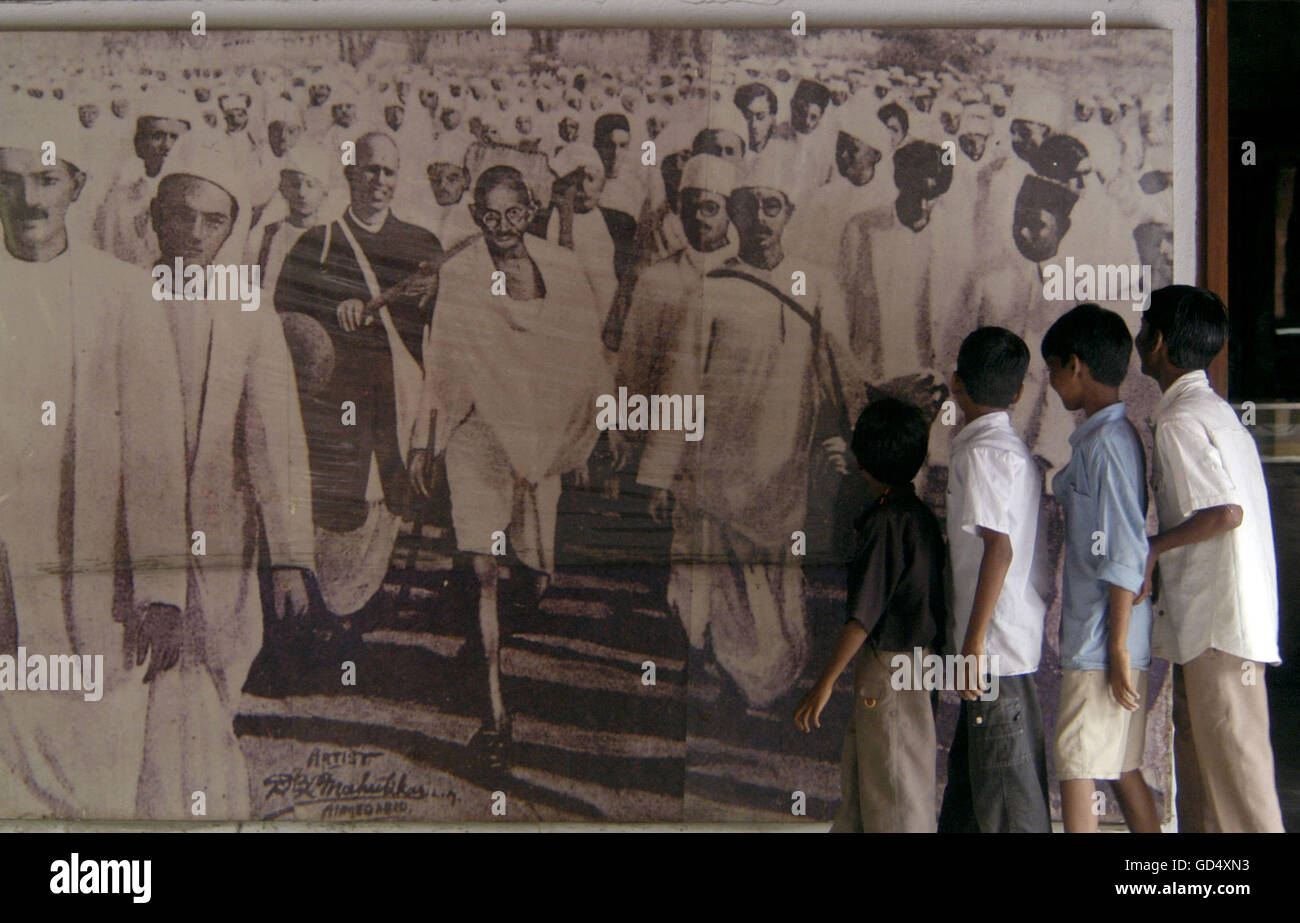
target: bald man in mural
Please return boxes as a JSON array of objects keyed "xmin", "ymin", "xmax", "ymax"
[
  {"xmin": 411, "ymin": 164, "xmax": 611, "ymax": 769},
  {"xmin": 275, "ymin": 131, "xmax": 442, "ymax": 619}
]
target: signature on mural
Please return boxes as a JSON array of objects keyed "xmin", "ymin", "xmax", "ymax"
[{"xmin": 262, "ymin": 748, "xmax": 456, "ymax": 819}]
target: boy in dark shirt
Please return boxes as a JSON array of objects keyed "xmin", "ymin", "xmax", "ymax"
[{"xmin": 795, "ymin": 398, "xmax": 948, "ymax": 832}]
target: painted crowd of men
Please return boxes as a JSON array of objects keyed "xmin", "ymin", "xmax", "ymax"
[{"xmin": 0, "ymin": 46, "xmax": 1174, "ymax": 816}]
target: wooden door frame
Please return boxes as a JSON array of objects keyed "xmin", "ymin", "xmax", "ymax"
[{"xmin": 1203, "ymin": 0, "xmax": 1229, "ymax": 396}]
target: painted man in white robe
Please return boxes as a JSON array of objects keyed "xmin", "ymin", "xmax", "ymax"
[
  {"xmin": 970, "ymin": 173, "xmax": 1082, "ymax": 476},
  {"xmin": 639, "ymin": 158, "xmax": 864, "ymax": 714},
  {"xmin": 848, "ymin": 139, "xmax": 954, "ymax": 383},
  {"xmin": 618, "ymin": 154, "xmax": 737, "ymax": 410},
  {"xmin": 544, "ymin": 143, "xmax": 619, "ymax": 335},
  {"xmin": 419, "ymin": 135, "xmax": 479, "ymax": 253},
  {"xmin": 242, "ymin": 144, "xmax": 333, "ymax": 303},
  {"xmin": 787, "ymin": 98, "xmax": 895, "ymax": 367},
  {"xmin": 92, "ymin": 106, "xmax": 192, "ymax": 267},
  {"xmin": 135, "ymin": 142, "xmax": 316, "ymax": 819},
  {"xmin": 787, "ymin": 78, "xmax": 839, "ymax": 197},
  {"xmin": 244, "ymin": 96, "xmax": 309, "ymax": 229},
  {"xmin": 410, "ymin": 164, "xmax": 611, "ymax": 768},
  {"xmin": 0, "ymin": 114, "xmax": 190, "ymax": 819}
]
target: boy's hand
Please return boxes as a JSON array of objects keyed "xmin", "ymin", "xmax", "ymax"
[
  {"xmin": 794, "ymin": 679, "xmax": 834, "ymax": 732},
  {"xmin": 1108, "ymin": 643, "xmax": 1140, "ymax": 711},
  {"xmin": 959, "ymin": 635, "xmax": 988, "ymax": 701},
  {"xmin": 1133, "ymin": 550, "xmax": 1157, "ymax": 604}
]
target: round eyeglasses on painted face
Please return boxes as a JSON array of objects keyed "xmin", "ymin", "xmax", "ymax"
[
  {"xmin": 693, "ymin": 198, "xmax": 723, "ymax": 218},
  {"xmin": 744, "ymin": 194, "xmax": 785, "ymax": 217},
  {"xmin": 474, "ymin": 204, "xmax": 528, "ymax": 230}
]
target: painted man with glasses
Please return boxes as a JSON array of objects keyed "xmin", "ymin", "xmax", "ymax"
[
  {"xmin": 410, "ymin": 164, "xmax": 612, "ymax": 771},
  {"xmin": 643, "ymin": 157, "xmax": 863, "ymax": 717}
]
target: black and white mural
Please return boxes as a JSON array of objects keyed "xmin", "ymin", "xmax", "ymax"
[{"xmin": 0, "ymin": 26, "xmax": 1173, "ymax": 822}]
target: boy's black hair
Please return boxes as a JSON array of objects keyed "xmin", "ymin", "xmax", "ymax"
[
  {"xmin": 850, "ymin": 398, "xmax": 930, "ymax": 487},
  {"xmin": 956, "ymin": 326, "xmax": 1030, "ymax": 408},
  {"xmin": 1040, "ymin": 303, "xmax": 1133, "ymax": 387},
  {"xmin": 1141, "ymin": 285, "xmax": 1228, "ymax": 371}
]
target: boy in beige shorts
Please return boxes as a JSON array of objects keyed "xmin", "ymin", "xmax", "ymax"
[{"xmin": 1042, "ymin": 304, "xmax": 1160, "ymax": 832}]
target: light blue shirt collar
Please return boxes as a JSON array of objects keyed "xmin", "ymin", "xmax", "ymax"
[{"xmin": 1069, "ymin": 401, "xmax": 1127, "ymax": 448}]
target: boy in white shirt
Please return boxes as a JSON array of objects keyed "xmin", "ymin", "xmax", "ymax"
[
  {"xmin": 938, "ymin": 327, "xmax": 1051, "ymax": 833},
  {"xmin": 1134, "ymin": 285, "xmax": 1284, "ymax": 832}
]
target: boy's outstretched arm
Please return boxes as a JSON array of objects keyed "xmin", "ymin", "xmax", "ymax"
[
  {"xmin": 797, "ymin": 509, "xmax": 902, "ymax": 731},
  {"xmin": 795, "ymin": 621, "xmax": 868, "ymax": 732},
  {"xmin": 1133, "ymin": 504, "xmax": 1243, "ymax": 604},
  {"xmin": 960, "ymin": 526, "xmax": 1012, "ymax": 701}
]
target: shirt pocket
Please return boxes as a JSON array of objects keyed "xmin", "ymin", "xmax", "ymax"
[
  {"xmin": 1065, "ymin": 479, "xmax": 1093, "ymax": 512},
  {"xmin": 854, "ymin": 646, "xmax": 901, "ymax": 715}
]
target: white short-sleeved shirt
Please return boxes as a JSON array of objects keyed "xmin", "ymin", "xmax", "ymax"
[
  {"xmin": 946, "ymin": 411, "xmax": 1048, "ymax": 676},
  {"xmin": 1149, "ymin": 371, "xmax": 1280, "ymax": 666}
]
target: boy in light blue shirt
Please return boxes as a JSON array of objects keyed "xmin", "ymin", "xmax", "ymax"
[{"xmin": 1041, "ymin": 303, "xmax": 1159, "ymax": 833}]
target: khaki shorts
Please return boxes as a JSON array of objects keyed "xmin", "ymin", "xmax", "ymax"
[
  {"xmin": 1054, "ymin": 668, "xmax": 1148, "ymax": 781},
  {"xmin": 831, "ymin": 646, "xmax": 936, "ymax": 832}
]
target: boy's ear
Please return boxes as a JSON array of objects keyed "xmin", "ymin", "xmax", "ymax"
[
  {"xmin": 1150, "ymin": 328, "xmax": 1165, "ymax": 356},
  {"xmin": 1139, "ymin": 326, "xmax": 1167, "ymax": 369},
  {"xmin": 1010, "ymin": 381, "xmax": 1025, "ymax": 406}
]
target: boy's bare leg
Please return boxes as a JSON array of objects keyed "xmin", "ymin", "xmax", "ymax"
[
  {"xmin": 1061, "ymin": 778, "xmax": 1099, "ymax": 832},
  {"xmin": 471, "ymin": 552, "xmax": 506, "ymax": 731},
  {"xmin": 1112, "ymin": 769, "xmax": 1161, "ymax": 833}
]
